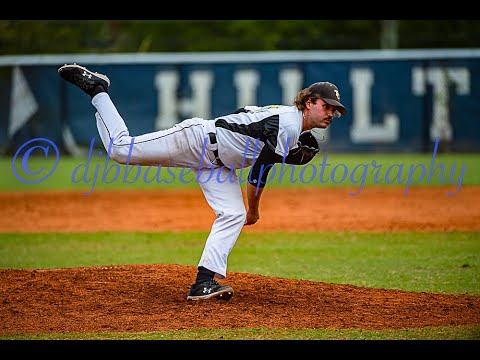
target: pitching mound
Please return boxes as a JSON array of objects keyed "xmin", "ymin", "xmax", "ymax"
[{"xmin": 1, "ymin": 263, "xmax": 479, "ymax": 334}]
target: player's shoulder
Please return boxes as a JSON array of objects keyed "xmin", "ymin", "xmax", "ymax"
[{"xmin": 239, "ymin": 105, "xmax": 295, "ymax": 115}]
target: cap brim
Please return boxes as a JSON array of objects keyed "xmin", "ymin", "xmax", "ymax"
[{"xmin": 322, "ymin": 98, "xmax": 347, "ymax": 115}]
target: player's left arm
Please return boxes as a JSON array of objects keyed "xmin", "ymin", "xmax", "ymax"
[{"xmin": 283, "ymin": 131, "xmax": 320, "ymax": 165}]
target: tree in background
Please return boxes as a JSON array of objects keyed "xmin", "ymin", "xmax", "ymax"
[{"xmin": 0, "ymin": 20, "xmax": 478, "ymax": 55}]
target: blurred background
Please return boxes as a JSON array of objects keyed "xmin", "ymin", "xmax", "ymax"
[
  {"xmin": 0, "ymin": 20, "xmax": 479, "ymax": 156},
  {"xmin": 1, "ymin": 20, "xmax": 479, "ymax": 53}
]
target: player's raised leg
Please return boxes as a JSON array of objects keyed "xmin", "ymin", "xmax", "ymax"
[{"xmin": 58, "ymin": 63, "xmax": 212, "ymax": 168}]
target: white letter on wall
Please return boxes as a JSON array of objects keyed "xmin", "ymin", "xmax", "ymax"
[
  {"xmin": 188, "ymin": 70, "xmax": 214, "ymax": 119},
  {"xmin": 234, "ymin": 70, "xmax": 259, "ymax": 108},
  {"xmin": 279, "ymin": 68, "xmax": 303, "ymax": 105},
  {"xmin": 155, "ymin": 70, "xmax": 214, "ymax": 129},
  {"xmin": 154, "ymin": 70, "xmax": 179, "ymax": 130},
  {"xmin": 350, "ymin": 68, "xmax": 399, "ymax": 143},
  {"xmin": 412, "ymin": 66, "xmax": 470, "ymax": 141}
]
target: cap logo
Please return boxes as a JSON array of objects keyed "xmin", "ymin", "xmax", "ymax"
[{"xmin": 334, "ymin": 89, "xmax": 340, "ymax": 100}]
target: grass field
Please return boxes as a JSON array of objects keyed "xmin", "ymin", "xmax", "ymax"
[
  {"xmin": 2, "ymin": 152, "xmax": 480, "ymax": 191},
  {"xmin": 1, "ymin": 153, "xmax": 479, "ymax": 340},
  {"xmin": 1, "ymin": 231, "xmax": 478, "ymax": 295}
]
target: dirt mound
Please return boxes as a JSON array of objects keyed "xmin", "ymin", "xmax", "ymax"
[{"xmin": 1, "ymin": 263, "xmax": 479, "ymax": 334}]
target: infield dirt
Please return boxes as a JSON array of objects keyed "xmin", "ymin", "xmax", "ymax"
[{"xmin": 0, "ymin": 186, "xmax": 479, "ymax": 334}]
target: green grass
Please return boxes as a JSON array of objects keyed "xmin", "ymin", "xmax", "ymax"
[
  {"xmin": 1, "ymin": 231, "xmax": 478, "ymax": 295},
  {"xmin": 1, "ymin": 152, "xmax": 480, "ymax": 192},
  {"xmin": 2, "ymin": 325, "xmax": 479, "ymax": 340}
]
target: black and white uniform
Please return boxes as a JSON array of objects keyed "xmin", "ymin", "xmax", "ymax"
[{"xmin": 92, "ymin": 93, "xmax": 303, "ymax": 279}]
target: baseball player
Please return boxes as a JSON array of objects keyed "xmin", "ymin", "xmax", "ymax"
[{"xmin": 57, "ymin": 64, "xmax": 347, "ymax": 301}]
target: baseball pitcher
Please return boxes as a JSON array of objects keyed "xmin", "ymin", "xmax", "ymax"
[{"xmin": 58, "ymin": 64, "xmax": 347, "ymax": 301}]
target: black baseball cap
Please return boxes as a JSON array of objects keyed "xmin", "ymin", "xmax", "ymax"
[{"xmin": 308, "ymin": 82, "xmax": 347, "ymax": 116}]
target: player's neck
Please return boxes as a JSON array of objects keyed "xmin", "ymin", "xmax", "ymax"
[{"xmin": 302, "ymin": 111, "xmax": 311, "ymax": 131}]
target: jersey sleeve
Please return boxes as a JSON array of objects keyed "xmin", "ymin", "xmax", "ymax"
[{"xmin": 248, "ymin": 143, "xmax": 282, "ymax": 188}]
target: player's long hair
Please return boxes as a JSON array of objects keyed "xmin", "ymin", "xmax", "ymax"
[{"xmin": 293, "ymin": 88, "xmax": 320, "ymax": 111}]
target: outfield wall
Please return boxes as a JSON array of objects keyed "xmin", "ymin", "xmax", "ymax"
[{"xmin": 0, "ymin": 49, "xmax": 479, "ymax": 154}]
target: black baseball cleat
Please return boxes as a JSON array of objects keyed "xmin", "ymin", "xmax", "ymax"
[
  {"xmin": 187, "ymin": 279, "xmax": 234, "ymax": 301},
  {"xmin": 58, "ymin": 64, "xmax": 110, "ymax": 97}
]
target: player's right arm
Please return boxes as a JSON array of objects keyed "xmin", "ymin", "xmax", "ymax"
[{"xmin": 245, "ymin": 182, "xmax": 262, "ymax": 225}]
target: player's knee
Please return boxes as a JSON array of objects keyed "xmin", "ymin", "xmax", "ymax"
[
  {"xmin": 108, "ymin": 147, "xmax": 129, "ymax": 164},
  {"xmin": 223, "ymin": 208, "xmax": 247, "ymax": 225}
]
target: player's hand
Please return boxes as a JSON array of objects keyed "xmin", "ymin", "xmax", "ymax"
[{"xmin": 245, "ymin": 209, "xmax": 259, "ymax": 225}]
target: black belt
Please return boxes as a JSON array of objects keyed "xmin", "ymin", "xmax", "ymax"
[{"xmin": 208, "ymin": 132, "xmax": 224, "ymax": 166}]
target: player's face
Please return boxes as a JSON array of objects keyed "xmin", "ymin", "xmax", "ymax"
[{"xmin": 307, "ymin": 98, "xmax": 338, "ymax": 129}]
